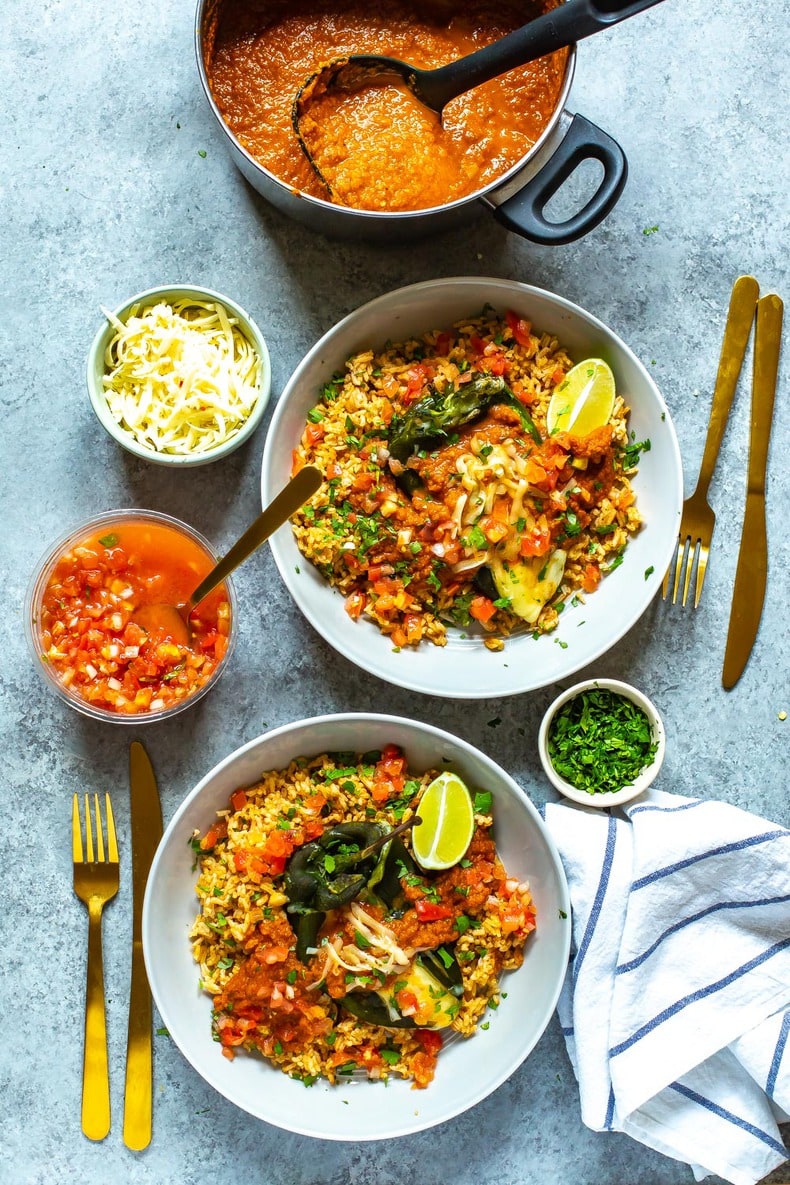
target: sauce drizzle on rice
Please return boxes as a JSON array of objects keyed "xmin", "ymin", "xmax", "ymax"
[
  {"xmin": 190, "ymin": 747, "xmax": 536, "ymax": 1088},
  {"xmin": 289, "ymin": 310, "xmax": 645, "ymax": 650}
]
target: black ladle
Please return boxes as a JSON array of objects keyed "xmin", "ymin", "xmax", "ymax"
[{"xmin": 294, "ymin": 0, "xmax": 667, "ymax": 192}]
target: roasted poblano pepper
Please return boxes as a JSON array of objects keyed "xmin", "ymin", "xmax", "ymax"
[
  {"xmin": 284, "ymin": 821, "xmax": 419, "ymax": 961},
  {"xmin": 387, "ymin": 372, "xmax": 542, "ymax": 470}
]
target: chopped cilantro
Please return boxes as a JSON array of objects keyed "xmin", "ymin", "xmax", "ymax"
[
  {"xmin": 474, "ymin": 790, "xmax": 493, "ymax": 813},
  {"xmin": 547, "ymin": 688, "xmax": 658, "ymax": 795}
]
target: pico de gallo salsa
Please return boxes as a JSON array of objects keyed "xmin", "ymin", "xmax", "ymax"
[{"xmin": 34, "ymin": 517, "xmax": 232, "ymax": 716}]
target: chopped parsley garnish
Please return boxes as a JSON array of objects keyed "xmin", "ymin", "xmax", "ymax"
[
  {"xmin": 547, "ymin": 688, "xmax": 658, "ymax": 795},
  {"xmin": 473, "ymin": 790, "xmax": 493, "ymax": 813},
  {"xmin": 98, "ymin": 533, "xmax": 118, "ymax": 547},
  {"xmin": 618, "ymin": 437, "xmax": 651, "ymax": 471}
]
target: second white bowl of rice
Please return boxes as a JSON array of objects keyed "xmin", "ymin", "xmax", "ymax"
[
  {"xmin": 260, "ymin": 276, "xmax": 683, "ymax": 698},
  {"xmin": 143, "ymin": 713, "xmax": 570, "ymax": 1140}
]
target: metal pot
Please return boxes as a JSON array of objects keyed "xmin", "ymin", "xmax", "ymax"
[{"xmin": 195, "ymin": 0, "xmax": 628, "ymax": 245}]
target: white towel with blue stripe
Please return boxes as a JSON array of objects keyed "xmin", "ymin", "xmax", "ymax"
[{"xmin": 544, "ymin": 788, "xmax": 790, "ymax": 1185}]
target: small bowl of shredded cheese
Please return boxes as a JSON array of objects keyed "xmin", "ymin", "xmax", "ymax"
[{"xmin": 87, "ymin": 284, "xmax": 271, "ymax": 466}]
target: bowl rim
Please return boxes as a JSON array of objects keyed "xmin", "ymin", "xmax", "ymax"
[
  {"xmin": 537, "ymin": 677, "xmax": 666, "ymax": 807},
  {"xmin": 142, "ymin": 710, "xmax": 572, "ymax": 1139},
  {"xmin": 261, "ymin": 275, "xmax": 684, "ymax": 698},
  {"xmin": 86, "ymin": 282, "xmax": 272, "ymax": 468},
  {"xmin": 25, "ymin": 507, "xmax": 238, "ymax": 725}
]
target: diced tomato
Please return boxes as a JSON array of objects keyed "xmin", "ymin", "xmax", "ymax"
[
  {"xmin": 402, "ymin": 613, "xmax": 423, "ymax": 645},
  {"xmin": 551, "ymin": 366, "xmax": 566, "ymax": 385},
  {"xmin": 483, "ymin": 351, "xmax": 507, "ymax": 376},
  {"xmin": 372, "ymin": 576, "xmax": 400, "ymax": 596},
  {"xmin": 201, "ymin": 819, "xmax": 228, "ymax": 850},
  {"xmin": 582, "ymin": 563, "xmax": 602, "ymax": 592},
  {"xmin": 351, "ymin": 471, "xmax": 376, "ymax": 492},
  {"xmin": 230, "ymin": 789, "xmax": 247, "ymax": 811},
  {"xmin": 372, "ymin": 743, "xmax": 407, "ymax": 803},
  {"xmin": 481, "ymin": 517, "xmax": 509, "ymax": 544},
  {"xmin": 519, "ymin": 524, "xmax": 552, "ymax": 558},
  {"xmin": 344, "ymin": 591, "xmax": 367, "ymax": 620},
  {"xmin": 469, "ymin": 596, "xmax": 497, "ymax": 624},
  {"xmin": 414, "ymin": 899, "xmax": 454, "ymax": 922},
  {"xmin": 233, "ymin": 848, "xmax": 267, "ymax": 877},
  {"xmin": 394, "ymin": 988, "xmax": 420, "ymax": 1016},
  {"xmin": 435, "ymin": 331, "xmax": 453, "ymax": 355},
  {"xmin": 304, "ymin": 422, "xmax": 325, "ymax": 446},
  {"xmin": 414, "ymin": 1029, "xmax": 444, "ymax": 1053},
  {"xmin": 403, "ymin": 363, "xmax": 434, "ymax": 403},
  {"xmin": 505, "ymin": 309, "xmax": 533, "ymax": 348}
]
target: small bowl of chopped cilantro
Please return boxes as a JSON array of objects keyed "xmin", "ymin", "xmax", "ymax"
[
  {"xmin": 86, "ymin": 284, "xmax": 271, "ymax": 466},
  {"xmin": 538, "ymin": 678, "xmax": 665, "ymax": 807}
]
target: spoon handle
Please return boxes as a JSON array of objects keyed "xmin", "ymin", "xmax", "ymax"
[
  {"xmin": 423, "ymin": 0, "xmax": 668, "ymax": 109},
  {"xmin": 187, "ymin": 465, "xmax": 323, "ymax": 614}
]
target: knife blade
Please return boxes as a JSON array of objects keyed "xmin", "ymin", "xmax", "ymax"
[
  {"xmin": 123, "ymin": 739, "xmax": 163, "ymax": 1150},
  {"xmin": 722, "ymin": 293, "xmax": 784, "ymax": 689}
]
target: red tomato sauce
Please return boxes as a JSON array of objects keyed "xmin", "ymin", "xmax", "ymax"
[
  {"xmin": 36, "ymin": 519, "xmax": 231, "ymax": 716},
  {"xmin": 205, "ymin": 0, "xmax": 568, "ymax": 212}
]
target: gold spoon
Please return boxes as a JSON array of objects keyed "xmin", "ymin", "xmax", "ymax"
[{"xmin": 133, "ymin": 465, "xmax": 322, "ymax": 645}]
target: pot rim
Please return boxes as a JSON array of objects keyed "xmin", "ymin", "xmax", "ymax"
[{"xmin": 194, "ymin": 0, "xmax": 577, "ymax": 221}]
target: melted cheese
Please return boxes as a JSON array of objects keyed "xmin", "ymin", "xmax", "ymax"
[{"xmin": 101, "ymin": 298, "xmax": 262, "ymax": 455}]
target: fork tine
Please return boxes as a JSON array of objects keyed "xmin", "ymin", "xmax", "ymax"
[
  {"xmin": 680, "ymin": 539, "xmax": 697, "ymax": 607},
  {"xmin": 105, "ymin": 794, "xmax": 119, "ymax": 863},
  {"xmin": 94, "ymin": 794, "xmax": 105, "ymax": 862},
  {"xmin": 72, "ymin": 794, "xmax": 84, "ymax": 863},
  {"xmin": 693, "ymin": 544, "xmax": 709, "ymax": 609},
  {"xmin": 668, "ymin": 537, "xmax": 688, "ymax": 604},
  {"xmin": 84, "ymin": 793, "xmax": 94, "ymax": 862}
]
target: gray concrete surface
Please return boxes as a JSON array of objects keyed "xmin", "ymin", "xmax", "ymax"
[{"xmin": 1, "ymin": 0, "xmax": 788, "ymax": 1182}]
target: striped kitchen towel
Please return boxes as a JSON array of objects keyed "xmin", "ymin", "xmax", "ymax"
[{"xmin": 543, "ymin": 788, "xmax": 790, "ymax": 1185}]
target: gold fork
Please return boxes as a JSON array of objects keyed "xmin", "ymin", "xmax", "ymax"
[
  {"xmin": 663, "ymin": 274, "xmax": 760, "ymax": 607},
  {"xmin": 72, "ymin": 793, "xmax": 120, "ymax": 1141}
]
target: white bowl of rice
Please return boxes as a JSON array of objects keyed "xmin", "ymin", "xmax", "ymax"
[
  {"xmin": 143, "ymin": 713, "xmax": 570, "ymax": 1140},
  {"xmin": 87, "ymin": 283, "xmax": 271, "ymax": 466},
  {"xmin": 261, "ymin": 276, "xmax": 683, "ymax": 699}
]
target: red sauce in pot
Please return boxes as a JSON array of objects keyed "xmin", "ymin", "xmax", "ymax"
[{"xmin": 205, "ymin": 0, "xmax": 568, "ymax": 212}]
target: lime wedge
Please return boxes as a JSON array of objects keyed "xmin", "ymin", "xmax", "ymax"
[
  {"xmin": 411, "ymin": 771, "xmax": 475, "ymax": 871},
  {"xmin": 546, "ymin": 358, "xmax": 616, "ymax": 436}
]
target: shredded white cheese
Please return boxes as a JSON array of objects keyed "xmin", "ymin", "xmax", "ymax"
[{"xmin": 101, "ymin": 297, "xmax": 262, "ymax": 455}]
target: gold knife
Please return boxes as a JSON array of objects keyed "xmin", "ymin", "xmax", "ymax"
[
  {"xmin": 123, "ymin": 740, "xmax": 163, "ymax": 1150},
  {"xmin": 722, "ymin": 293, "xmax": 784, "ymax": 689}
]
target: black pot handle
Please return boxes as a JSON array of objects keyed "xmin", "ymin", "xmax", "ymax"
[{"xmin": 492, "ymin": 113, "xmax": 628, "ymax": 245}]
